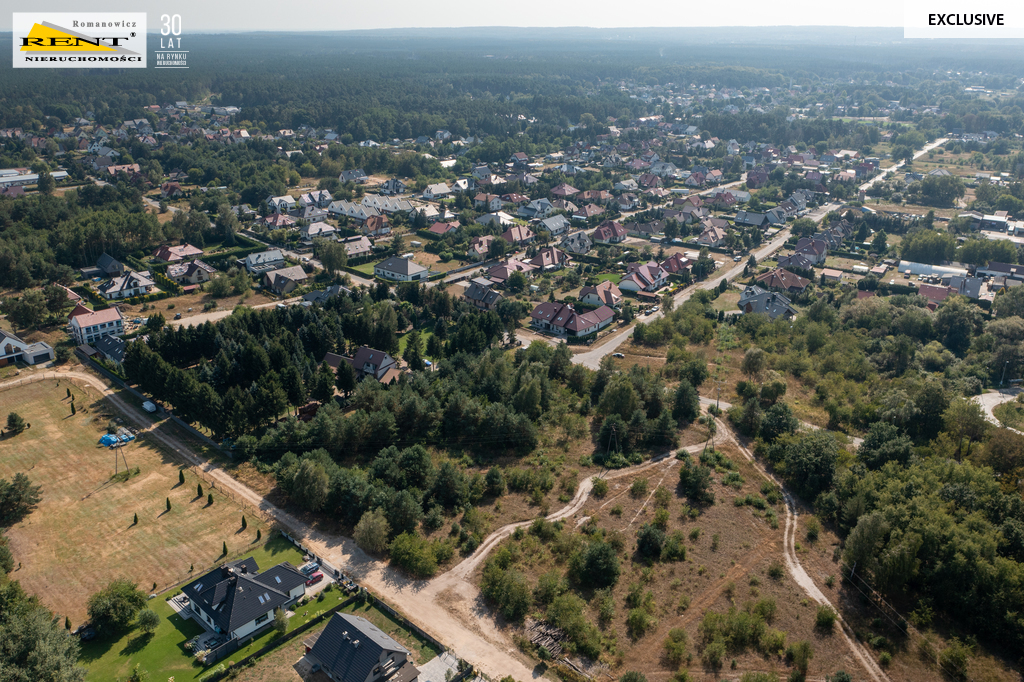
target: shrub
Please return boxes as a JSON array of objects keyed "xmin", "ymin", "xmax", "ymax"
[
  {"xmin": 879, "ymin": 652, "xmax": 892, "ymax": 667},
  {"xmin": 753, "ymin": 598, "xmax": 777, "ymax": 623},
  {"xmin": 654, "ymin": 485, "xmax": 672, "ymax": 508},
  {"xmin": 637, "ymin": 524, "xmax": 665, "ymax": 559},
  {"xmin": 6, "ymin": 413, "xmax": 26, "ymax": 435},
  {"xmin": 620, "ymin": 673, "xmax": 647, "ymax": 682},
  {"xmin": 767, "ymin": 560, "xmax": 784, "ymax": 580},
  {"xmin": 815, "ymin": 605, "xmax": 837, "ymax": 631},
  {"xmin": 703, "ymin": 639, "xmax": 726, "ymax": 668},
  {"xmin": 806, "ymin": 517, "xmax": 820, "ymax": 542},
  {"xmin": 627, "ymin": 608, "xmax": 657, "ymax": 639},
  {"xmin": 677, "ymin": 594, "xmax": 691, "ymax": 613},
  {"xmin": 938, "ymin": 638, "xmax": 973, "ymax": 681},
  {"xmin": 689, "ymin": 527, "xmax": 701, "ymax": 542},
  {"xmin": 662, "ymin": 531, "xmax": 687, "ymax": 562},
  {"xmin": 786, "ymin": 641, "xmax": 814, "ymax": 674},
  {"xmin": 653, "ymin": 508, "xmax": 670, "ymax": 530},
  {"xmin": 630, "ymin": 478, "xmax": 649, "ymax": 498},
  {"xmin": 663, "ymin": 628, "xmax": 688, "ymax": 666},
  {"xmin": 592, "ymin": 478, "xmax": 609, "ymax": 497},
  {"xmin": 87, "ymin": 578, "xmax": 147, "ymax": 634},
  {"xmin": 389, "ymin": 532, "xmax": 438, "ymax": 578}
]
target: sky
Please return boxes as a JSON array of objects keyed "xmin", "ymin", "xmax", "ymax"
[{"xmin": 3, "ymin": 0, "xmax": 899, "ymax": 32}]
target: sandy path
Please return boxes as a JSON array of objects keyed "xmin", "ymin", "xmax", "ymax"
[{"xmin": 3, "ymin": 369, "xmax": 886, "ymax": 682}]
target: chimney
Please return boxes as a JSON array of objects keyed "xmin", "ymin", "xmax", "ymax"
[
  {"xmin": 352, "ymin": 640, "xmax": 360, "ymax": 648},
  {"xmin": 240, "ymin": 565, "xmax": 247, "ymax": 574}
]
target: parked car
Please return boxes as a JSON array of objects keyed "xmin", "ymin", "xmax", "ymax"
[
  {"xmin": 77, "ymin": 627, "xmax": 97, "ymax": 641},
  {"xmin": 733, "ymin": 255, "xmax": 743, "ymax": 262},
  {"xmin": 305, "ymin": 572, "xmax": 324, "ymax": 587},
  {"xmin": 612, "ymin": 352, "xmax": 625, "ymax": 358},
  {"xmin": 299, "ymin": 562, "xmax": 319, "ymax": 575},
  {"xmin": 174, "ymin": 313, "xmax": 182, "ymax": 319}
]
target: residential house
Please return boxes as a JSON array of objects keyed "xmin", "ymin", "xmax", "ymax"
[
  {"xmin": 70, "ymin": 307, "xmax": 124, "ymax": 345},
  {"xmin": 94, "ymin": 335, "xmax": 127, "ymax": 366},
  {"xmin": 592, "ymin": 220, "xmax": 628, "ymax": 244},
  {"xmin": 361, "ymin": 195, "xmax": 414, "ymax": 216},
  {"xmin": 263, "ymin": 266, "xmax": 308, "ymax": 295},
  {"xmin": 422, "ymin": 183, "xmax": 451, "ymax": 200},
  {"xmin": 550, "ymin": 183, "xmax": 579, "ymax": 198},
  {"xmin": 948, "ymin": 275, "xmax": 984, "ymax": 299},
  {"xmin": 733, "ymin": 211, "xmax": 769, "ymax": 228},
  {"xmin": 486, "ymin": 259, "xmax": 535, "ymax": 286},
  {"xmin": 427, "ymin": 222, "xmax": 459, "ymax": 237},
  {"xmin": 696, "ymin": 225, "xmax": 728, "ymax": 248},
  {"xmin": 291, "ymin": 206, "xmax": 329, "ymax": 224},
  {"xmin": 579, "ymin": 190, "xmax": 613, "ymax": 204},
  {"xmin": 362, "ymin": 215, "xmax": 391, "ymax": 237},
  {"xmin": 380, "ymin": 178, "xmax": 408, "ymax": 196},
  {"xmin": 339, "ymin": 169, "xmax": 368, "ymax": 184},
  {"xmin": 660, "ymin": 253, "xmax": 693, "ymax": 275},
  {"xmin": 616, "ymin": 193, "xmax": 639, "ymax": 211},
  {"xmin": 530, "ymin": 302, "xmax": 614, "ymax": 337},
  {"xmin": 182, "ymin": 558, "xmax": 306, "ymax": 642},
  {"xmin": 0, "ymin": 329, "xmax": 53, "ymax": 366},
  {"xmin": 572, "ymin": 204, "xmax": 605, "ymax": 221},
  {"xmin": 519, "ymin": 198, "xmax": 554, "ymax": 219},
  {"xmin": 97, "ymin": 271, "xmax": 156, "ymax": 300},
  {"xmin": 638, "ymin": 173, "xmax": 662, "ymax": 189},
  {"xmin": 500, "ymin": 225, "xmax": 536, "ymax": 246},
  {"xmin": 338, "ymin": 346, "xmax": 400, "ymax": 383},
  {"xmin": 560, "ymin": 231, "xmax": 593, "ymax": 255},
  {"xmin": 463, "ymin": 279, "xmax": 503, "ymax": 311},
  {"xmin": 579, "ymin": 280, "xmax": 623, "ymax": 308},
  {"xmin": 793, "ymin": 238, "xmax": 828, "ymax": 265},
  {"xmin": 918, "ymin": 283, "xmax": 952, "ymax": 308},
  {"xmin": 619, "ymin": 261, "xmax": 668, "ymax": 293},
  {"xmin": 755, "ymin": 268, "xmax": 810, "ymax": 294},
  {"xmin": 738, "ymin": 286, "xmax": 798, "ymax": 320},
  {"xmin": 167, "ymin": 260, "xmax": 216, "ymax": 285},
  {"xmin": 375, "ymin": 256, "xmax": 428, "ymax": 282},
  {"xmin": 266, "ymin": 195, "xmax": 297, "ymax": 214},
  {"xmin": 474, "ymin": 193, "xmax": 503, "ymax": 212},
  {"xmin": 467, "ymin": 235, "xmax": 495, "ymax": 261},
  {"xmin": 304, "ymin": 613, "xmax": 420, "ymax": 682},
  {"xmin": 539, "ymin": 214, "xmax": 571, "ymax": 236},
  {"xmin": 303, "ymin": 284, "xmax": 351, "ymax": 306},
  {"xmin": 161, "ymin": 181, "xmax": 184, "ymax": 198},
  {"xmin": 478, "ymin": 212, "xmax": 517, "ymax": 230},
  {"xmin": 776, "ymin": 253, "xmax": 815, "ymax": 272},
  {"xmin": 152, "ymin": 243, "xmax": 203, "ymax": 263},
  {"xmin": 529, "ymin": 247, "xmax": 571, "ymax": 271},
  {"xmin": 260, "ymin": 213, "xmax": 297, "ymax": 229},
  {"xmin": 626, "ymin": 221, "xmax": 663, "ymax": 238},
  {"xmin": 614, "ymin": 178, "xmax": 639, "ymax": 192},
  {"xmin": 342, "ymin": 236, "xmax": 373, "ymax": 260},
  {"xmin": 301, "ymin": 223, "xmax": 337, "ymax": 241},
  {"xmin": 298, "ymin": 190, "xmax": 334, "ymax": 208},
  {"xmin": 244, "ymin": 250, "xmax": 285, "ymax": 274},
  {"xmin": 510, "ymin": 151, "xmax": 530, "ymax": 166},
  {"xmin": 97, "ymin": 253, "xmax": 126, "ymax": 277}
]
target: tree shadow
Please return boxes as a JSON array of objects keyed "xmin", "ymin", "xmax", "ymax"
[
  {"xmin": 119, "ymin": 630, "xmax": 154, "ymax": 656},
  {"xmin": 158, "ymin": 508, "xmax": 170, "ymax": 518},
  {"xmin": 77, "ymin": 635, "xmax": 116, "ymax": 664}
]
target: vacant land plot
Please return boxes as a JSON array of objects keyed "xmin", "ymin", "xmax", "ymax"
[{"xmin": 0, "ymin": 380, "xmax": 271, "ymax": 625}]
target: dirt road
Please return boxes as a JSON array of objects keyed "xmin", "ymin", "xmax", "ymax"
[{"xmin": 7, "ymin": 367, "xmax": 885, "ymax": 681}]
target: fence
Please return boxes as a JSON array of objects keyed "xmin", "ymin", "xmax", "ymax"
[{"xmin": 204, "ymin": 594, "xmax": 361, "ymax": 673}]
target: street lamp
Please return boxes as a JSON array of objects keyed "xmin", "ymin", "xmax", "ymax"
[{"xmin": 1002, "ymin": 360, "xmax": 1010, "ymax": 387}]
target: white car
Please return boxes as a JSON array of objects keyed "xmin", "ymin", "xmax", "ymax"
[{"xmin": 733, "ymin": 256, "xmax": 743, "ymax": 262}]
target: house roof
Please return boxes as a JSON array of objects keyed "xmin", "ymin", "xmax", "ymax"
[
  {"xmin": 97, "ymin": 271, "xmax": 155, "ymax": 296},
  {"xmin": 153, "ymin": 243, "xmax": 203, "ymax": 262},
  {"xmin": 755, "ymin": 268, "xmax": 810, "ymax": 292},
  {"xmin": 579, "ymin": 280, "xmax": 622, "ymax": 306},
  {"xmin": 310, "ymin": 613, "xmax": 415, "ymax": 682},
  {"xmin": 661, "ymin": 253, "xmax": 693, "ymax": 274},
  {"xmin": 464, "ymin": 282, "xmax": 503, "ymax": 307},
  {"xmin": 182, "ymin": 558, "xmax": 306, "ymax": 636},
  {"xmin": 246, "ymin": 250, "xmax": 284, "ymax": 266},
  {"xmin": 593, "ymin": 220, "xmax": 627, "ymax": 241},
  {"xmin": 265, "ymin": 266, "xmax": 308, "ymax": 287},
  {"xmin": 94, "ymin": 335, "xmax": 126, "ymax": 363},
  {"xmin": 376, "ymin": 256, "xmax": 427, "ymax": 276},
  {"xmin": 529, "ymin": 247, "xmax": 570, "ymax": 269},
  {"xmin": 501, "ymin": 225, "xmax": 535, "ymax": 243}
]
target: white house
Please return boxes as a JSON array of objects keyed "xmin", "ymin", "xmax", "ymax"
[
  {"xmin": 0, "ymin": 329, "xmax": 54, "ymax": 366},
  {"xmin": 182, "ymin": 558, "xmax": 307, "ymax": 642},
  {"xmin": 619, "ymin": 261, "xmax": 668, "ymax": 292},
  {"xmin": 70, "ymin": 307, "xmax": 124, "ymax": 346},
  {"xmin": 97, "ymin": 271, "xmax": 156, "ymax": 300},
  {"xmin": 266, "ymin": 195, "xmax": 297, "ymax": 214},
  {"xmin": 423, "ymin": 183, "xmax": 451, "ymax": 200},
  {"xmin": 374, "ymin": 256, "xmax": 428, "ymax": 282}
]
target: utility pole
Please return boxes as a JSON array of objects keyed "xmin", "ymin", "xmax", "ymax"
[{"xmin": 1001, "ymin": 360, "xmax": 1010, "ymax": 387}]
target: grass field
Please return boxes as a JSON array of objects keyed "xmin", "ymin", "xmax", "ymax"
[
  {"xmin": 0, "ymin": 379, "xmax": 272, "ymax": 626},
  {"xmin": 993, "ymin": 400, "xmax": 1024, "ymax": 430},
  {"xmin": 597, "ymin": 273, "xmax": 622, "ymax": 284},
  {"xmin": 79, "ymin": 534, "xmax": 307, "ymax": 682}
]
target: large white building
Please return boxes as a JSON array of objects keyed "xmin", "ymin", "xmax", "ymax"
[
  {"xmin": 70, "ymin": 306, "xmax": 124, "ymax": 346},
  {"xmin": 0, "ymin": 329, "xmax": 54, "ymax": 366}
]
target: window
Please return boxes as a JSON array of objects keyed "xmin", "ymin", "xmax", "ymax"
[
  {"xmin": 274, "ymin": 576, "xmax": 281, "ymax": 584},
  {"xmin": 257, "ymin": 595, "xmax": 264, "ymax": 605},
  {"xmin": 255, "ymin": 613, "xmax": 269, "ymax": 625}
]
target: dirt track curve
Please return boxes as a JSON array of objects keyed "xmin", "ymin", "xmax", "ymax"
[{"xmin": 1, "ymin": 368, "xmax": 888, "ymax": 682}]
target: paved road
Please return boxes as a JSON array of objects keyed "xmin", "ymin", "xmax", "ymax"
[
  {"xmin": 570, "ymin": 200, "xmax": 842, "ymax": 369},
  {"xmin": 857, "ymin": 138, "xmax": 948, "ymax": 193},
  {"xmin": 974, "ymin": 389, "xmax": 1022, "ymax": 433}
]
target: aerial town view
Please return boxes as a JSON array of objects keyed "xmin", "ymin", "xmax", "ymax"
[{"xmin": 1, "ymin": 6, "xmax": 1024, "ymax": 682}]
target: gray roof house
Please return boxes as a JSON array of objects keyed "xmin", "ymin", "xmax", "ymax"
[
  {"xmin": 303, "ymin": 284, "xmax": 352, "ymax": 305},
  {"xmin": 540, "ymin": 214, "xmax": 571, "ymax": 236},
  {"xmin": 375, "ymin": 256, "xmax": 428, "ymax": 282},
  {"xmin": 182, "ymin": 558, "xmax": 307, "ymax": 641},
  {"xmin": 94, "ymin": 335, "xmax": 127, "ymax": 365},
  {"xmin": 559, "ymin": 231, "xmax": 593, "ymax": 255},
  {"xmin": 96, "ymin": 253, "xmax": 126, "ymax": 276},
  {"xmin": 244, "ymin": 250, "xmax": 286, "ymax": 274},
  {"xmin": 306, "ymin": 613, "xmax": 420, "ymax": 682},
  {"xmin": 738, "ymin": 286, "xmax": 798, "ymax": 320}
]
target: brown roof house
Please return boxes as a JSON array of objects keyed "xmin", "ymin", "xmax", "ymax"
[
  {"xmin": 325, "ymin": 346, "xmax": 401, "ymax": 384},
  {"xmin": 530, "ymin": 302, "xmax": 615, "ymax": 337},
  {"xmin": 755, "ymin": 268, "xmax": 810, "ymax": 294},
  {"xmin": 153, "ymin": 242, "xmax": 203, "ymax": 263},
  {"xmin": 168, "ymin": 260, "xmax": 217, "ymax": 285},
  {"xmin": 579, "ymin": 280, "xmax": 623, "ymax": 308}
]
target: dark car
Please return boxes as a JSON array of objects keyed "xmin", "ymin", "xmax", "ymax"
[
  {"xmin": 78, "ymin": 627, "xmax": 97, "ymax": 641},
  {"xmin": 174, "ymin": 313, "xmax": 182, "ymax": 320}
]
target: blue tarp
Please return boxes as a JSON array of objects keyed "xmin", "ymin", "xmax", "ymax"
[{"xmin": 99, "ymin": 434, "xmax": 118, "ymax": 446}]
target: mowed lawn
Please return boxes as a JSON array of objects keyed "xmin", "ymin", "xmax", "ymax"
[
  {"xmin": 80, "ymin": 536, "xmax": 306, "ymax": 682},
  {"xmin": 0, "ymin": 379, "xmax": 271, "ymax": 627}
]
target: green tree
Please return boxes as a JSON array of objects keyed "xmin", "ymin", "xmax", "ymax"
[
  {"xmin": 402, "ymin": 330, "xmax": 425, "ymax": 371},
  {"xmin": 273, "ymin": 607, "xmax": 288, "ymax": 636},
  {"xmin": 934, "ymin": 295, "xmax": 983, "ymax": 356},
  {"xmin": 760, "ymin": 402, "xmax": 798, "ymax": 443},
  {"xmin": 672, "ymin": 380, "xmax": 700, "ymax": 425},
  {"xmin": 0, "ymin": 473, "xmax": 42, "ymax": 525},
  {"xmin": 291, "ymin": 459, "xmax": 330, "ymax": 512},
  {"xmin": 783, "ymin": 430, "xmax": 839, "ymax": 502},
  {"xmin": 941, "ymin": 397, "xmax": 987, "ymax": 460},
  {"xmin": 572, "ymin": 540, "xmax": 620, "ymax": 588},
  {"xmin": 506, "ymin": 270, "xmax": 528, "ymax": 294},
  {"xmin": 318, "ymin": 240, "xmax": 349, "ymax": 275},
  {"xmin": 310, "ymin": 361, "xmax": 337, "ymax": 404},
  {"xmin": 6, "ymin": 412, "xmax": 26, "ymax": 435},
  {"xmin": 335, "ymin": 360, "xmax": 357, "ymax": 396},
  {"xmin": 354, "ymin": 509, "xmax": 391, "ymax": 554},
  {"xmin": 135, "ymin": 608, "xmax": 160, "ymax": 635},
  {"xmin": 871, "ymin": 230, "xmax": 888, "ymax": 253},
  {"xmin": 36, "ymin": 169, "xmax": 55, "ymax": 195},
  {"xmin": 636, "ymin": 524, "xmax": 665, "ymax": 559},
  {"xmin": 86, "ymin": 578, "xmax": 147, "ymax": 635},
  {"xmin": 741, "ymin": 346, "xmax": 768, "ymax": 382},
  {"xmin": 599, "ymin": 375, "xmax": 640, "ymax": 421}
]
